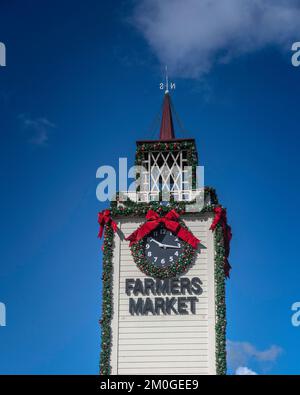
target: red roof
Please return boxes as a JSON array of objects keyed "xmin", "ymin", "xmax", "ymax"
[{"xmin": 159, "ymin": 93, "xmax": 175, "ymax": 140}]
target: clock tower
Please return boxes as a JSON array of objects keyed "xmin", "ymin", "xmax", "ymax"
[{"xmin": 98, "ymin": 91, "xmax": 231, "ymax": 375}]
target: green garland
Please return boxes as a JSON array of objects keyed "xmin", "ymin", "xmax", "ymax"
[
  {"xmin": 111, "ymin": 187, "xmax": 219, "ymax": 217},
  {"xmin": 99, "ymin": 226, "xmax": 114, "ymax": 375},
  {"xmin": 99, "ymin": 200, "xmax": 228, "ymax": 375},
  {"xmin": 130, "ymin": 223, "xmax": 196, "ymax": 279},
  {"xmin": 214, "ymin": 225, "xmax": 227, "ymax": 375},
  {"xmin": 135, "ymin": 140, "xmax": 198, "ymax": 167}
]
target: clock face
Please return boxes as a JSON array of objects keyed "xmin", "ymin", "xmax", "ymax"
[{"xmin": 144, "ymin": 225, "xmax": 184, "ymax": 268}]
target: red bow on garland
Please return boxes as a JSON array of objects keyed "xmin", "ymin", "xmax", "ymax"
[
  {"xmin": 210, "ymin": 207, "xmax": 232, "ymax": 278},
  {"xmin": 97, "ymin": 209, "xmax": 118, "ymax": 239},
  {"xmin": 126, "ymin": 209, "xmax": 200, "ymax": 249}
]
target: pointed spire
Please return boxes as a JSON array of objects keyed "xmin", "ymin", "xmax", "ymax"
[{"xmin": 159, "ymin": 92, "xmax": 175, "ymax": 140}]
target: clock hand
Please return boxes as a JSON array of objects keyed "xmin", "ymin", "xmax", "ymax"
[
  {"xmin": 149, "ymin": 238, "xmax": 180, "ymax": 249},
  {"xmin": 149, "ymin": 238, "xmax": 164, "ymax": 247},
  {"xmin": 160, "ymin": 243, "xmax": 181, "ymax": 249}
]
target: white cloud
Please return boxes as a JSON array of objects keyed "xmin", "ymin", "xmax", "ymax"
[
  {"xmin": 131, "ymin": 0, "xmax": 300, "ymax": 78},
  {"xmin": 227, "ymin": 340, "xmax": 283, "ymax": 373},
  {"xmin": 19, "ymin": 115, "xmax": 55, "ymax": 146},
  {"xmin": 236, "ymin": 366, "xmax": 257, "ymax": 375}
]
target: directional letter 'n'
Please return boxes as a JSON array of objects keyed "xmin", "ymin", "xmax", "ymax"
[
  {"xmin": 0, "ymin": 43, "xmax": 6, "ymax": 67},
  {"xmin": 0, "ymin": 302, "xmax": 6, "ymax": 326}
]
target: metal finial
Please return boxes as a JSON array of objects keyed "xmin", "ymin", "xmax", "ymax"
[
  {"xmin": 165, "ymin": 65, "xmax": 169, "ymax": 94},
  {"xmin": 159, "ymin": 66, "xmax": 175, "ymax": 93}
]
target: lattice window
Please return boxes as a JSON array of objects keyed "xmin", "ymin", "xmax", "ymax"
[{"xmin": 140, "ymin": 150, "xmax": 188, "ymax": 194}]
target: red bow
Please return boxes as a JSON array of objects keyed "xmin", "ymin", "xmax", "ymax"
[
  {"xmin": 97, "ymin": 209, "xmax": 118, "ymax": 239},
  {"xmin": 210, "ymin": 207, "xmax": 232, "ymax": 278},
  {"xmin": 126, "ymin": 209, "xmax": 200, "ymax": 249}
]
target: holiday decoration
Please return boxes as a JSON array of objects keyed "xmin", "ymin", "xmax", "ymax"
[
  {"xmin": 110, "ymin": 187, "xmax": 218, "ymax": 217},
  {"xmin": 135, "ymin": 140, "xmax": 198, "ymax": 168},
  {"xmin": 125, "ymin": 209, "xmax": 199, "ymax": 278},
  {"xmin": 97, "ymin": 209, "xmax": 118, "ymax": 239},
  {"xmin": 126, "ymin": 209, "xmax": 200, "ymax": 248},
  {"xmin": 99, "ymin": 225, "xmax": 114, "ymax": 375},
  {"xmin": 210, "ymin": 207, "xmax": 232, "ymax": 278}
]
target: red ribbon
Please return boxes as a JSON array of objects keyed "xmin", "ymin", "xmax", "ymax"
[
  {"xmin": 126, "ymin": 209, "xmax": 200, "ymax": 249},
  {"xmin": 210, "ymin": 207, "xmax": 232, "ymax": 278},
  {"xmin": 97, "ymin": 209, "xmax": 118, "ymax": 239}
]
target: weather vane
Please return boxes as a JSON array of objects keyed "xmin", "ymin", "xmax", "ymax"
[{"xmin": 160, "ymin": 66, "xmax": 175, "ymax": 93}]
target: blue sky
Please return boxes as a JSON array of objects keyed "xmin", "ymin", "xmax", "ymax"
[{"xmin": 0, "ymin": 0, "xmax": 300, "ymax": 374}]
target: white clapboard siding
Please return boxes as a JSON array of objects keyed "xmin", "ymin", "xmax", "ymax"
[
  {"xmin": 118, "ymin": 367, "xmax": 209, "ymax": 375},
  {"xmin": 118, "ymin": 343, "xmax": 208, "ymax": 351},
  {"xmin": 118, "ymin": 349, "xmax": 207, "ymax": 356},
  {"xmin": 118, "ymin": 355, "xmax": 208, "ymax": 362},
  {"xmin": 119, "ymin": 320, "xmax": 208, "ymax": 328},
  {"xmin": 110, "ymin": 213, "xmax": 216, "ymax": 375}
]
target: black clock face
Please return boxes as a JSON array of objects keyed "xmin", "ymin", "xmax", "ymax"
[{"xmin": 144, "ymin": 225, "xmax": 184, "ymax": 268}]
